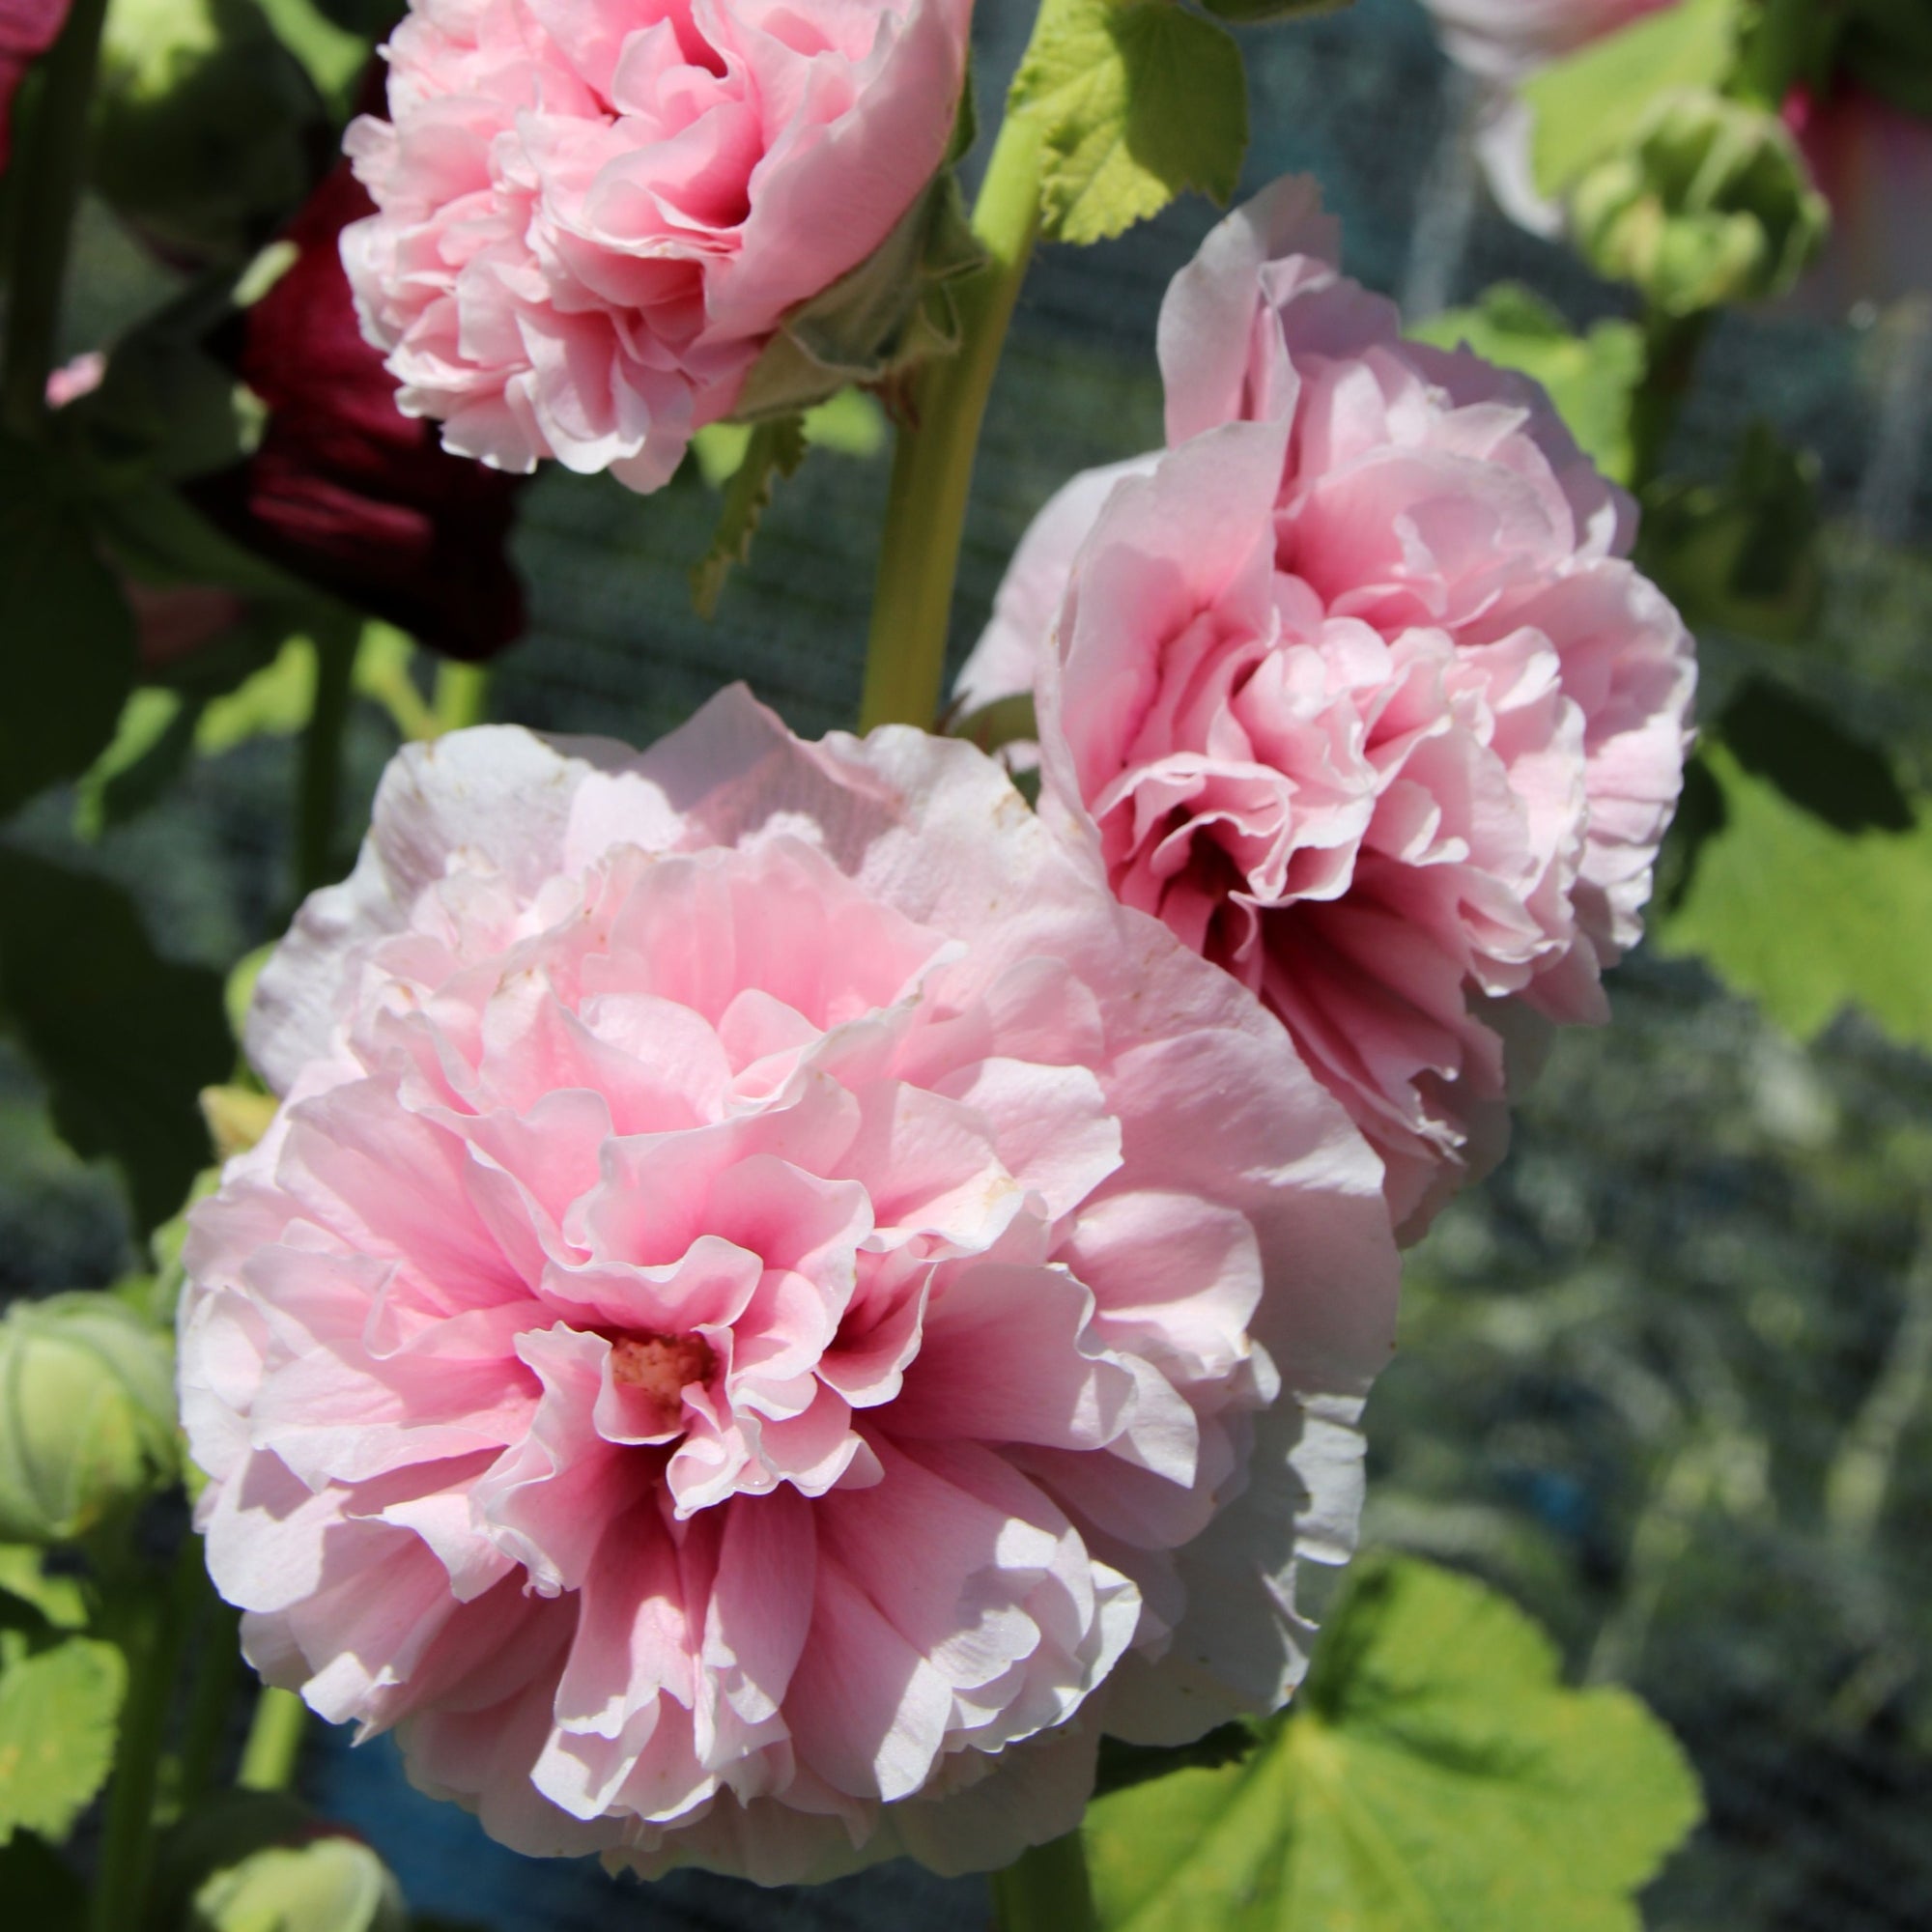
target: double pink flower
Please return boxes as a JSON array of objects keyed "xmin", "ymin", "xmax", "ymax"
[{"xmin": 960, "ymin": 180, "xmax": 1696, "ymax": 1234}]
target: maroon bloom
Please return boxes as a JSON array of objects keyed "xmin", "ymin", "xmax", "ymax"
[
  {"xmin": 0, "ymin": 0, "xmax": 71, "ymax": 172},
  {"xmin": 187, "ymin": 158, "xmax": 528, "ymax": 661}
]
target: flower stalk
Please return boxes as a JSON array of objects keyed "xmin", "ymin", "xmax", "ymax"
[
  {"xmin": 0, "ymin": 0, "xmax": 112, "ymax": 440},
  {"xmin": 88, "ymin": 1532, "xmax": 201, "ymax": 1932},
  {"xmin": 858, "ymin": 103, "xmax": 1043, "ymax": 732},
  {"xmin": 294, "ymin": 615, "xmax": 362, "ymax": 899},
  {"xmin": 990, "ymin": 1831, "xmax": 1098, "ymax": 1932},
  {"xmin": 238, "ymin": 1687, "xmax": 310, "ymax": 1794}
]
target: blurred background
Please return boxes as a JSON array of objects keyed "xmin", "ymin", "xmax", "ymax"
[{"xmin": 5, "ymin": 0, "xmax": 1932, "ymax": 1925}]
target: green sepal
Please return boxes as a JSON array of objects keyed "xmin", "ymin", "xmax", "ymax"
[
  {"xmin": 150, "ymin": 1791, "xmax": 407, "ymax": 1932},
  {"xmin": 1569, "ymin": 89, "xmax": 1828, "ymax": 315},
  {"xmin": 689, "ymin": 417, "xmax": 809, "ymax": 619},
  {"xmin": 0, "ymin": 1293, "xmax": 180, "ymax": 1548},
  {"xmin": 731, "ymin": 163, "xmax": 985, "ymax": 423},
  {"xmin": 1010, "ymin": 0, "xmax": 1249, "ymax": 247}
]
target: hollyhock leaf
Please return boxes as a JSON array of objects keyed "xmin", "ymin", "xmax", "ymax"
[
  {"xmin": 1637, "ymin": 425, "xmax": 1822, "ymax": 642},
  {"xmin": 0, "ymin": 1637, "xmax": 127, "ymax": 1846},
  {"xmin": 91, "ymin": 0, "xmax": 325, "ymax": 265},
  {"xmin": 1520, "ymin": 0, "xmax": 1740, "ymax": 199},
  {"xmin": 0, "ymin": 439, "xmax": 137, "ymax": 818},
  {"xmin": 1085, "ymin": 1556, "xmax": 1701, "ymax": 1932},
  {"xmin": 1653, "ymin": 726, "xmax": 1932, "ymax": 1050},
  {"xmin": 0, "ymin": 852, "xmax": 226, "ymax": 1230},
  {"xmin": 253, "ymin": 0, "xmax": 370, "ymax": 113},
  {"xmin": 690, "ymin": 417, "xmax": 809, "ymax": 618},
  {"xmin": 1011, "ymin": 0, "xmax": 1249, "ymax": 245},
  {"xmin": 0, "ymin": 1548, "xmax": 89, "ymax": 1634},
  {"xmin": 0, "ymin": 1831, "xmax": 85, "ymax": 1928},
  {"xmin": 73, "ymin": 688, "xmax": 200, "ymax": 840},
  {"xmin": 1408, "ymin": 286, "xmax": 1644, "ymax": 485}
]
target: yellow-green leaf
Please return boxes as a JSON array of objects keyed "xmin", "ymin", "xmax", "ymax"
[
  {"xmin": 1521, "ymin": 0, "xmax": 1740, "ymax": 199},
  {"xmin": 1087, "ymin": 1556, "xmax": 1700, "ymax": 1931},
  {"xmin": 1011, "ymin": 0, "xmax": 1249, "ymax": 247},
  {"xmin": 0, "ymin": 1639, "xmax": 127, "ymax": 1846}
]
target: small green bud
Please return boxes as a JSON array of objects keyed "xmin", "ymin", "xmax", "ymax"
[
  {"xmin": 1569, "ymin": 89, "xmax": 1830, "ymax": 314},
  {"xmin": 189, "ymin": 1838, "xmax": 409, "ymax": 1932},
  {"xmin": 0, "ymin": 1293, "xmax": 178, "ymax": 1546},
  {"xmin": 90, "ymin": 0, "xmax": 326, "ymax": 264}
]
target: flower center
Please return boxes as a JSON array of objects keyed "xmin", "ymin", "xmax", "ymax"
[{"xmin": 610, "ymin": 1330, "xmax": 716, "ymax": 1430}]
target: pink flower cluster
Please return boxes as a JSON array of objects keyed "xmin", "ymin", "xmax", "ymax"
[
  {"xmin": 180, "ymin": 690, "xmax": 1398, "ymax": 1879},
  {"xmin": 341, "ymin": 0, "xmax": 971, "ymax": 492},
  {"xmin": 958, "ymin": 180, "xmax": 1695, "ymax": 1233}
]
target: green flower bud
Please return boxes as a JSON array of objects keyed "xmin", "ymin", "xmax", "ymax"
[
  {"xmin": 154, "ymin": 1791, "xmax": 411, "ymax": 1932},
  {"xmin": 90, "ymin": 0, "xmax": 326, "ymax": 264},
  {"xmin": 189, "ymin": 1838, "xmax": 408, "ymax": 1932},
  {"xmin": 1570, "ymin": 90, "xmax": 1830, "ymax": 315},
  {"xmin": 0, "ymin": 1293, "xmax": 178, "ymax": 1546}
]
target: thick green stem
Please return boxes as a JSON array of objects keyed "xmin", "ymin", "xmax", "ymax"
[
  {"xmin": 174, "ymin": 1583, "xmax": 242, "ymax": 1808},
  {"xmin": 1, "ymin": 0, "xmax": 111, "ymax": 439},
  {"xmin": 294, "ymin": 619, "xmax": 360, "ymax": 899},
  {"xmin": 238, "ymin": 1688, "xmax": 309, "ymax": 1794},
  {"xmin": 431, "ymin": 658, "xmax": 492, "ymax": 735},
  {"xmin": 858, "ymin": 109, "xmax": 1043, "ymax": 732},
  {"xmin": 89, "ymin": 1536, "xmax": 199, "ymax": 1932},
  {"xmin": 1629, "ymin": 308, "xmax": 1713, "ymax": 497},
  {"xmin": 989, "ymin": 1832, "xmax": 1098, "ymax": 1932}
]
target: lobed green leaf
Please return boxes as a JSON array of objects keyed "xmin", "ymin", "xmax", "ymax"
[
  {"xmin": 1011, "ymin": 0, "xmax": 1249, "ymax": 246},
  {"xmin": 1086, "ymin": 1555, "xmax": 1701, "ymax": 1931},
  {"xmin": 1654, "ymin": 686, "xmax": 1932, "ymax": 1050},
  {"xmin": 0, "ymin": 1637, "xmax": 127, "ymax": 1847}
]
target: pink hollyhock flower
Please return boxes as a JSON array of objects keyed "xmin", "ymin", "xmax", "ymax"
[
  {"xmin": 177, "ymin": 688, "xmax": 1398, "ymax": 1881},
  {"xmin": 0, "ymin": 0, "xmax": 70, "ymax": 174},
  {"xmin": 955, "ymin": 181, "xmax": 1696, "ymax": 1235},
  {"xmin": 339, "ymin": 0, "xmax": 972, "ymax": 493},
  {"xmin": 188, "ymin": 156, "xmax": 529, "ymax": 662}
]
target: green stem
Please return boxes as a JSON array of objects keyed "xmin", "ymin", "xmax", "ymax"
[
  {"xmin": 0, "ymin": 0, "xmax": 111, "ymax": 440},
  {"xmin": 89, "ymin": 1536, "xmax": 199, "ymax": 1932},
  {"xmin": 237, "ymin": 1688, "xmax": 309, "ymax": 1794},
  {"xmin": 174, "ymin": 1583, "xmax": 242, "ymax": 1809},
  {"xmin": 431, "ymin": 658, "xmax": 492, "ymax": 735},
  {"xmin": 294, "ymin": 618, "xmax": 360, "ymax": 899},
  {"xmin": 858, "ymin": 107, "xmax": 1043, "ymax": 732},
  {"xmin": 1629, "ymin": 308, "xmax": 1713, "ymax": 497},
  {"xmin": 989, "ymin": 1832, "xmax": 1098, "ymax": 1932}
]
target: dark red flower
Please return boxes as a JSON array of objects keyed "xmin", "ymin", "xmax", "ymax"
[
  {"xmin": 186, "ymin": 157, "xmax": 527, "ymax": 661},
  {"xmin": 0, "ymin": 0, "xmax": 72, "ymax": 173}
]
